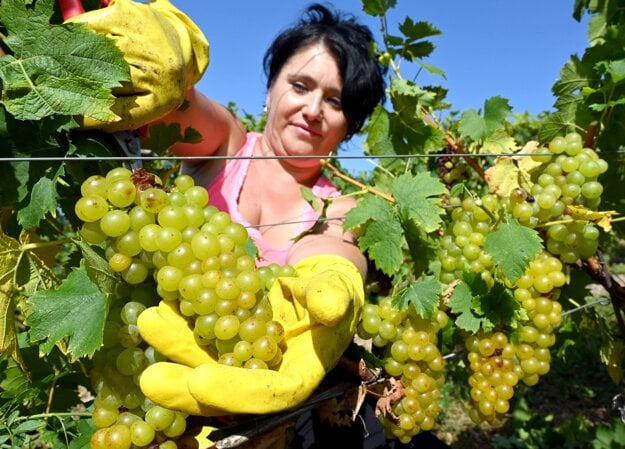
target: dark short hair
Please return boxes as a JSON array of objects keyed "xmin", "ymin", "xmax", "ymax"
[{"xmin": 262, "ymin": 3, "xmax": 387, "ymax": 139}]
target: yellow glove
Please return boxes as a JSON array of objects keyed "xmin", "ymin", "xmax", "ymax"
[
  {"xmin": 137, "ymin": 255, "xmax": 364, "ymax": 416},
  {"xmin": 66, "ymin": 0, "xmax": 209, "ymax": 131}
]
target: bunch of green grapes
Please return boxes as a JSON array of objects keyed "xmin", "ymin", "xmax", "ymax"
[
  {"xmin": 439, "ymin": 196, "xmax": 567, "ymax": 425},
  {"xmin": 434, "ymin": 132, "xmax": 606, "ymax": 427},
  {"xmin": 439, "ymin": 194, "xmax": 497, "ymax": 287},
  {"xmin": 509, "ymin": 132, "xmax": 607, "ymax": 263},
  {"xmin": 152, "ymin": 205, "xmax": 295, "ymax": 369},
  {"xmin": 76, "ymin": 167, "xmax": 296, "ymax": 369},
  {"xmin": 510, "ymin": 251, "xmax": 562, "ymax": 385},
  {"xmin": 464, "ymin": 330, "xmax": 518, "ymax": 426},
  {"xmin": 75, "ymin": 167, "xmax": 298, "ymax": 448},
  {"xmin": 463, "ymin": 251, "xmax": 563, "ymax": 425},
  {"xmin": 88, "ymin": 284, "xmax": 189, "ymax": 449},
  {"xmin": 357, "ymin": 297, "xmax": 448, "ymax": 444}
]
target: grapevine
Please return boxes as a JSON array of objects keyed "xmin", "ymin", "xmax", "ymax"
[
  {"xmin": 350, "ymin": 132, "xmax": 613, "ymax": 442},
  {"xmin": 3, "ymin": 0, "xmax": 625, "ymax": 447}
]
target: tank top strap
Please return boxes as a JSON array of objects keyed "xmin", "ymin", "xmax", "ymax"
[{"xmin": 206, "ymin": 132, "xmax": 260, "ymax": 215}]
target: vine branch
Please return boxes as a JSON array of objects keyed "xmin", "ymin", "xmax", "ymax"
[
  {"xmin": 323, "ymin": 161, "xmax": 395, "ymax": 203},
  {"xmin": 419, "ymin": 109, "xmax": 486, "ymax": 179},
  {"xmin": 581, "ymin": 252, "xmax": 625, "ymax": 338}
]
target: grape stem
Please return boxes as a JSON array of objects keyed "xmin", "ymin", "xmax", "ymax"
[
  {"xmin": 20, "ymin": 239, "xmax": 72, "ymax": 252},
  {"xmin": 9, "ymin": 411, "xmax": 92, "ymax": 423}
]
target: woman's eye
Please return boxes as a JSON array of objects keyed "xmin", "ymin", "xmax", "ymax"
[
  {"xmin": 292, "ymin": 82, "xmax": 308, "ymax": 93},
  {"xmin": 327, "ymin": 97, "xmax": 342, "ymax": 108}
]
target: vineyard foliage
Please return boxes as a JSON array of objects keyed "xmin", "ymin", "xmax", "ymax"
[{"xmin": 2, "ymin": 0, "xmax": 625, "ymax": 447}]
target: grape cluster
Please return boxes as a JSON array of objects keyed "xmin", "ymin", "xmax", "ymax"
[
  {"xmin": 77, "ymin": 167, "xmax": 295, "ymax": 367},
  {"xmin": 435, "ymin": 132, "xmax": 605, "ymax": 426},
  {"xmin": 464, "ymin": 252, "xmax": 562, "ymax": 425},
  {"xmin": 438, "ymin": 194, "xmax": 497, "ymax": 287},
  {"xmin": 437, "ymin": 154, "xmax": 469, "ymax": 188},
  {"xmin": 511, "ymin": 132, "xmax": 607, "ymax": 263},
  {"xmin": 75, "ymin": 167, "xmax": 295, "ymax": 448},
  {"xmin": 439, "ymin": 250, "xmax": 560, "ymax": 426},
  {"xmin": 357, "ymin": 297, "xmax": 448, "ymax": 444},
  {"xmin": 441, "ymin": 228, "xmax": 564, "ymax": 427}
]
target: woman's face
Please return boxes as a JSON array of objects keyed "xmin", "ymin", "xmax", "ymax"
[{"xmin": 263, "ymin": 44, "xmax": 348, "ymax": 166}]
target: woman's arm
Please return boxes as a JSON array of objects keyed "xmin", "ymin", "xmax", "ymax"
[
  {"xmin": 286, "ymin": 196, "xmax": 367, "ymax": 280},
  {"xmin": 151, "ymin": 87, "xmax": 247, "ymax": 158}
]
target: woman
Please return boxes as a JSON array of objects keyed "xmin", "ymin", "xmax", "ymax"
[
  {"xmin": 152, "ymin": 3, "xmax": 386, "ymax": 280},
  {"xmin": 137, "ymin": 5, "xmax": 402, "ymax": 448}
]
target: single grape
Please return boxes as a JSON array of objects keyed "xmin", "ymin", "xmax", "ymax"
[
  {"xmin": 130, "ymin": 420, "xmax": 156, "ymax": 447},
  {"xmin": 214, "ymin": 315, "xmax": 240, "ymax": 340},
  {"xmin": 81, "ymin": 175, "xmax": 109, "ymax": 198},
  {"xmin": 185, "ymin": 185, "xmax": 210, "ymax": 207},
  {"xmin": 92, "ymin": 406, "xmax": 119, "ymax": 428},
  {"xmin": 108, "ymin": 179, "xmax": 137, "ymax": 208},
  {"xmin": 100, "ymin": 210, "xmax": 131, "ymax": 237},
  {"xmin": 140, "ymin": 188, "xmax": 169, "ymax": 213},
  {"xmin": 75, "ymin": 195, "xmax": 109, "ymax": 222},
  {"xmin": 252, "ymin": 335, "xmax": 278, "ymax": 362},
  {"xmin": 174, "ymin": 174, "xmax": 195, "ymax": 192},
  {"xmin": 144, "ymin": 405, "xmax": 175, "ymax": 431}
]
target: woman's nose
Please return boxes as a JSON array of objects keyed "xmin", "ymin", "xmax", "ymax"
[{"xmin": 303, "ymin": 94, "xmax": 323, "ymax": 120}]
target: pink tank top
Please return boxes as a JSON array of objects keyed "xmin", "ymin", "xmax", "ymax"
[{"xmin": 206, "ymin": 132, "xmax": 341, "ymax": 266}]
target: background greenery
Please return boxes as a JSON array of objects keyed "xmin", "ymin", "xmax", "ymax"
[{"xmin": 2, "ymin": 0, "xmax": 625, "ymax": 447}]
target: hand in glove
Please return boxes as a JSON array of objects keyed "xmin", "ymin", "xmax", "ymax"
[
  {"xmin": 66, "ymin": 0, "xmax": 209, "ymax": 131},
  {"xmin": 137, "ymin": 254, "xmax": 365, "ymax": 416}
]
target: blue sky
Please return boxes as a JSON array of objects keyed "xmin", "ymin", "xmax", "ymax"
[{"xmin": 170, "ymin": 0, "xmax": 590, "ymax": 171}]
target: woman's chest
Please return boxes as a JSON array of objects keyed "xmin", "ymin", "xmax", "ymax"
[{"xmin": 238, "ymin": 177, "xmax": 309, "ymax": 247}]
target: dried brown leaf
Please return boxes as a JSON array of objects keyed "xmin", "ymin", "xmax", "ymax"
[
  {"xmin": 441, "ymin": 279, "xmax": 460, "ymax": 306},
  {"xmin": 374, "ymin": 377, "xmax": 405, "ymax": 423}
]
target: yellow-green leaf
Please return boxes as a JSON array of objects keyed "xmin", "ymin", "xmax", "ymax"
[{"xmin": 0, "ymin": 231, "xmax": 26, "ymax": 374}]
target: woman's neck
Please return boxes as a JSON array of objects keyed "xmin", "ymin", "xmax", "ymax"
[{"xmin": 254, "ymin": 135, "xmax": 322, "ymax": 187}]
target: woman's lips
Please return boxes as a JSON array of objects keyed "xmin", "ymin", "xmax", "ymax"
[{"xmin": 292, "ymin": 122, "xmax": 322, "ymax": 137}]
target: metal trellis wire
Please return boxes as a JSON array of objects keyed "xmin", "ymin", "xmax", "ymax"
[{"xmin": 5, "ymin": 150, "xmax": 625, "ymax": 163}]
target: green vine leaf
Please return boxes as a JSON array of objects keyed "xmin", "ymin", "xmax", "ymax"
[
  {"xmin": 345, "ymin": 195, "xmax": 404, "ymax": 276},
  {"xmin": 26, "ymin": 265, "xmax": 106, "ymax": 361},
  {"xmin": 476, "ymin": 280, "xmax": 520, "ymax": 330},
  {"xmin": 448, "ymin": 280, "xmax": 482, "ymax": 333},
  {"xmin": 458, "ymin": 96, "xmax": 513, "ymax": 141},
  {"xmin": 447, "ymin": 271, "xmax": 515, "ymax": 333},
  {"xmin": 361, "ymin": 0, "xmax": 397, "ymax": 17},
  {"xmin": 142, "ymin": 122, "xmax": 203, "ymax": 155},
  {"xmin": 0, "ymin": 233, "xmax": 23, "ymax": 373},
  {"xmin": 365, "ymin": 105, "xmax": 394, "ymax": 155},
  {"xmin": 391, "ymin": 171, "xmax": 447, "ymax": 233},
  {"xmin": 1, "ymin": 230, "xmax": 59, "ymax": 376},
  {"xmin": 0, "ymin": 0, "xmax": 129, "ymax": 121},
  {"xmin": 16, "ymin": 177, "xmax": 59, "ymax": 231},
  {"xmin": 74, "ymin": 239, "xmax": 118, "ymax": 296},
  {"xmin": 483, "ymin": 218, "xmax": 543, "ymax": 284},
  {"xmin": 393, "ymin": 276, "xmax": 441, "ymax": 318},
  {"xmin": 387, "ymin": 17, "xmax": 441, "ymax": 62}
]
